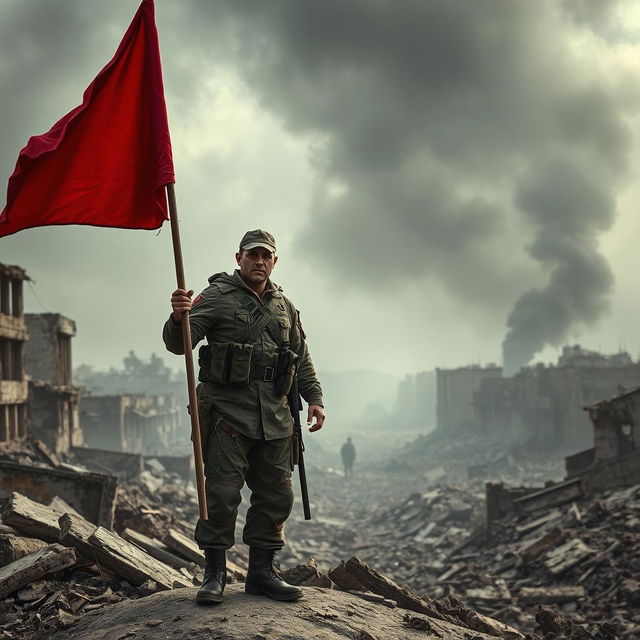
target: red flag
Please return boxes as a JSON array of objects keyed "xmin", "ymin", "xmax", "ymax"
[{"xmin": 0, "ymin": 0, "xmax": 174, "ymax": 238}]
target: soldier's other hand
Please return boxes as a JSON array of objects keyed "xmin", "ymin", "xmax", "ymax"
[
  {"xmin": 307, "ymin": 405, "xmax": 325, "ymax": 432},
  {"xmin": 171, "ymin": 288, "xmax": 194, "ymax": 321}
]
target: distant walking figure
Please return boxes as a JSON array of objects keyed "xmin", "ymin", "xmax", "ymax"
[{"xmin": 341, "ymin": 437, "xmax": 356, "ymax": 478}]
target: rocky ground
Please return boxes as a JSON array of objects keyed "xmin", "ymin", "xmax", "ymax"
[{"xmin": 45, "ymin": 583, "xmax": 503, "ymax": 640}]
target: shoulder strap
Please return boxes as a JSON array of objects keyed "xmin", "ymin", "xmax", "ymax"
[
  {"xmin": 232, "ymin": 294, "xmax": 277, "ymax": 345},
  {"xmin": 231, "ymin": 291, "xmax": 295, "ymax": 348}
]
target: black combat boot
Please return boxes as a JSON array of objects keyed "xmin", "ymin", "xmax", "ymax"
[
  {"xmin": 196, "ymin": 549, "xmax": 226, "ymax": 604},
  {"xmin": 245, "ymin": 547, "xmax": 302, "ymax": 601}
]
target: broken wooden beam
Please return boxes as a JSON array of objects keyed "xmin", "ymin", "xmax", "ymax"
[
  {"xmin": 544, "ymin": 538, "xmax": 594, "ymax": 576},
  {"xmin": 514, "ymin": 509, "xmax": 562, "ymax": 537},
  {"xmin": 32, "ymin": 439, "xmax": 62, "ymax": 468},
  {"xmin": 1, "ymin": 492, "xmax": 62, "ymax": 542},
  {"xmin": 48, "ymin": 496, "xmax": 82, "ymax": 518},
  {"xmin": 344, "ymin": 555, "xmax": 447, "ymax": 621},
  {"xmin": 122, "ymin": 528, "xmax": 193, "ymax": 571},
  {"xmin": 519, "ymin": 585, "xmax": 585, "ymax": 605},
  {"xmin": 0, "ymin": 543, "xmax": 78, "ymax": 598},
  {"xmin": 328, "ymin": 560, "xmax": 366, "ymax": 591},
  {"xmin": 59, "ymin": 513, "xmax": 191, "ymax": 590},
  {"xmin": 163, "ymin": 528, "xmax": 204, "ymax": 567},
  {"xmin": 0, "ymin": 534, "xmax": 48, "ymax": 567},
  {"xmin": 518, "ymin": 527, "xmax": 565, "ymax": 563}
]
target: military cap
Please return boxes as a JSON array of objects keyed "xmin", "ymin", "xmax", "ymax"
[{"xmin": 240, "ymin": 229, "xmax": 276, "ymax": 253}]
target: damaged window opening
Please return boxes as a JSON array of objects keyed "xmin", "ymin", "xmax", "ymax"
[{"xmin": 616, "ymin": 422, "xmax": 635, "ymax": 455}]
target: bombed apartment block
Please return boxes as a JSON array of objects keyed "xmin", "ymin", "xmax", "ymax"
[
  {"xmin": 74, "ymin": 351, "xmax": 189, "ymax": 439},
  {"xmin": 487, "ymin": 385, "xmax": 640, "ymax": 526},
  {"xmin": 24, "ymin": 313, "xmax": 83, "ymax": 453},
  {"xmin": 436, "ymin": 364, "xmax": 502, "ymax": 431},
  {"xmin": 474, "ymin": 345, "xmax": 640, "ymax": 451},
  {"xmin": 0, "ymin": 263, "xmax": 29, "ymax": 443},
  {"xmin": 80, "ymin": 393, "xmax": 180, "ymax": 456},
  {"xmin": 564, "ymin": 386, "xmax": 640, "ymax": 492}
]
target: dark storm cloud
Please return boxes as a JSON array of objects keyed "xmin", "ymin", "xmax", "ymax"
[
  {"xmin": 561, "ymin": 0, "xmax": 623, "ymax": 30},
  {"xmin": 178, "ymin": 0, "xmax": 635, "ymax": 369}
]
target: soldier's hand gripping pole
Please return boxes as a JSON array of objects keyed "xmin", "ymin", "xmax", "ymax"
[
  {"xmin": 166, "ymin": 184, "xmax": 208, "ymax": 520},
  {"xmin": 288, "ymin": 377, "xmax": 311, "ymax": 520}
]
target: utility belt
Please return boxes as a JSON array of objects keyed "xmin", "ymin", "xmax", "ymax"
[{"xmin": 198, "ymin": 341, "xmax": 299, "ymax": 397}]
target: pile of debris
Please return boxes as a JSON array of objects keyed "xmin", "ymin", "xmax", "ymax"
[
  {"xmin": 284, "ymin": 478, "xmax": 485, "ymax": 577},
  {"xmin": 0, "ymin": 475, "xmax": 519, "ymax": 638},
  {"xmin": 285, "ymin": 464, "xmax": 634, "ymax": 638},
  {"xmin": 426, "ymin": 484, "xmax": 640, "ymax": 636},
  {"xmin": 0, "ymin": 441, "xmax": 248, "ymax": 639},
  {"xmin": 395, "ymin": 426, "xmax": 567, "ymax": 487},
  {"xmin": 0, "ymin": 437, "xmax": 631, "ymax": 640},
  {"xmin": 361, "ymin": 485, "xmax": 485, "ymax": 583}
]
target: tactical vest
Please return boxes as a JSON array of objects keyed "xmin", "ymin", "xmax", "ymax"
[{"xmin": 198, "ymin": 282, "xmax": 299, "ymax": 396}]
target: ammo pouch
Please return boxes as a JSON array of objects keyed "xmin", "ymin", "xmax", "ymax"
[
  {"xmin": 199, "ymin": 341, "xmax": 254, "ymax": 386},
  {"xmin": 274, "ymin": 348, "xmax": 299, "ymax": 397}
]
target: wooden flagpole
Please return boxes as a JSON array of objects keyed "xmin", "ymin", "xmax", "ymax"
[{"xmin": 166, "ymin": 183, "xmax": 208, "ymax": 520}]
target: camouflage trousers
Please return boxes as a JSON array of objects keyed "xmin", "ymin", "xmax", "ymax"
[{"xmin": 194, "ymin": 409, "xmax": 294, "ymax": 551}]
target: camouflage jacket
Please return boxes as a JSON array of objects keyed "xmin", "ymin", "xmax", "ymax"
[{"xmin": 162, "ymin": 270, "xmax": 323, "ymax": 440}]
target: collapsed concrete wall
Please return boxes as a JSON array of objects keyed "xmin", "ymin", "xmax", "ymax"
[
  {"xmin": 488, "ymin": 387, "xmax": 640, "ymax": 527},
  {"xmin": 80, "ymin": 394, "xmax": 181, "ymax": 456},
  {"xmin": 24, "ymin": 313, "xmax": 83, "ymax": 454},
  {"xmin": 437, "ymin": 365, "xmax": 502, "ymax": 433},
  {"xmin": 563, "ymin": 386, "xmax": 640, "ymax": 492},
  {"xmin": 24, "ymin": 314, "xmax": 75, "ymax": 386},
  {"xmin": 29, "ymin": 381, "xmax": 82, "ymax": 454}
]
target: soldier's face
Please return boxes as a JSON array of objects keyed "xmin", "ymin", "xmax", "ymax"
[{"xmin": 236, "ymin": 248, "xmax": 277, "ymax": 285}]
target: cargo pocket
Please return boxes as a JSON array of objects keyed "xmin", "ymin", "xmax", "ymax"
[
  {"xmin": 209, "ymin": 415, "xmax": 241, "ymax": 473},
  {"xmin": 209, "ymin": 341, "xmax": 254, "ymax": 386},
  {"xmin": 278, "ymin": 315, "xmax": 291, "ymax": 344},
  {"xmin": 235, "ymin": 309, "xmax": 252, "ymax": 343},
  {"xmin": 193, "ymin": 383, "xmax": 215, "ymax": 455}
]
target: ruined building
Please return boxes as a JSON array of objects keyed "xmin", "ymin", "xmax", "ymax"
[
  {"xmin": 24, "ymin": 313, "xmax": 83, "ymax": 453},
  {"xmin": 80, "ymin": 393, "xmax": 181, "ymax": 456},
  {"xmin": 566, "ymin": 385, "xmax": 640, "ymax": 491},
  {"xmin": 394, "ymin": 370, "xmax": 437, "ymax": 428},
  {"xmin": 474, "ymin": 346, "xmax": 640, "ymax": 452},
  {"xmin": 0, "ymin": 263, "xmax": 29, "ymax": 442},
  {"xmin": 75, "ymin": 352, "xmax": 187, "ymax": 456},
  {"xmin": 487, "ymin": 385, "xmax": 640, "ymax": 525},
  {"xmin": 436, "ymin": 364, "xmax": 502, "ymax": 432}
]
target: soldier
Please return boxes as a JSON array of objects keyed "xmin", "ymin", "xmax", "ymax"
[
  {"xmin": 162, "ymin": 229, "xmax": 325, "ymax": 605},
  {"xmin": 341, "ymin": 437, "xmax": 356, "ymax": 478}
]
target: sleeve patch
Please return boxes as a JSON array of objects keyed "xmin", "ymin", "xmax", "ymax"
[{"xmin": 193, "ymin": 294, "xmax": 204, "ymax": 306}]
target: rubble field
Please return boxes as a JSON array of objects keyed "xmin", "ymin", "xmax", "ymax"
[{"xmin": 0, "ymin": 440, "xmax": 634, "ymax": 639}]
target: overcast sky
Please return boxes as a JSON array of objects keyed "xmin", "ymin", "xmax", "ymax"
[{"xmin": 1, "ymin": 0, "xmax": 640, "ymax": 377}]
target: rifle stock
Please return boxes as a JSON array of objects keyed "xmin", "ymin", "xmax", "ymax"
[{"xmin": 288, "ymin": 379, "xmax": 311, "ymax": 520}]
